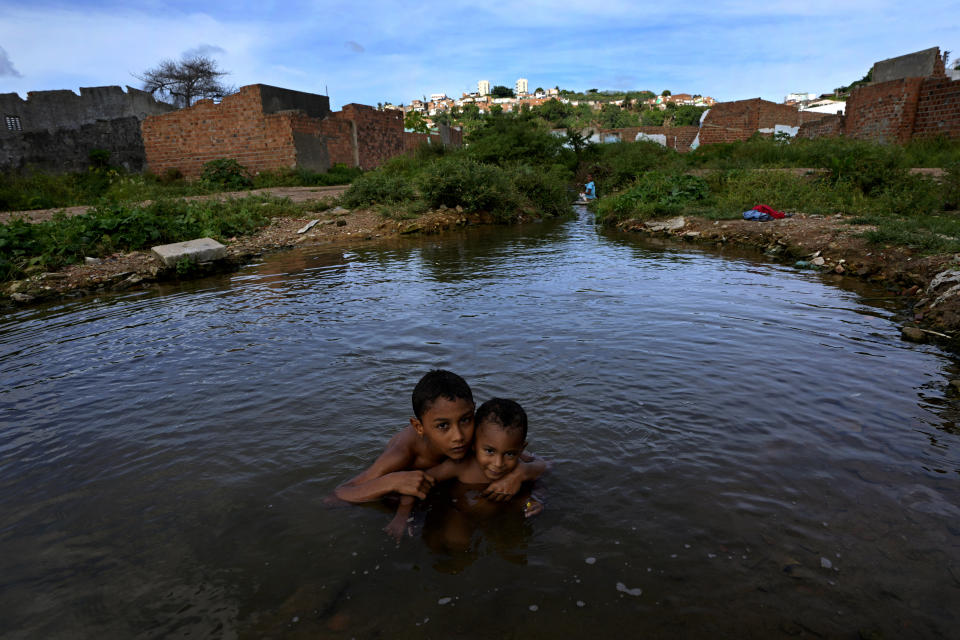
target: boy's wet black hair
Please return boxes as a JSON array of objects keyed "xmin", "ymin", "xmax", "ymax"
[
  {"xmin": 475, "ymin": 398, "xmax": 528, "ymax": 442},
  {"xmin": 412, "ymin": 370, "xmax": 474, "ymax": 420}
]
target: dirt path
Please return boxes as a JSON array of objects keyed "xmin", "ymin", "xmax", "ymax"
[{"xmin": 0, "ymin": 185, "xmax": 349, "ymax": 225}]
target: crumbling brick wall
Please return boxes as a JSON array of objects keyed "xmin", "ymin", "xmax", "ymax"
[
  {"xmin": 698, "ymin": 98, "xmax": 825, "ymax": 145},
  {"xmin": 142, "ymin": 85, "xmax": 459, "ymax": 178},
  {"xmin": 403, "ymin": 131, "xmax": 444, "ymax": 151},
  {"xmin": 796, "ymin": 114, "xmax": 844, "ymax": 140},
  {"xmin": 334, "ymin": 104, "xmax": 405, "ymax": 170},
  {"xmin": 843, "ymin": 78, "xmax": 925, "ymax": 143},
  {"xmin": 912, "ymin": 76, "xmax": 960, "ymax": 140},
  {"xmin": 142, "ymin": 85, "xmax": 302, "ymax": 178}
]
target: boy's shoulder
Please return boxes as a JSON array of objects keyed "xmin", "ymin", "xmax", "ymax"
[{"xmin": 387, "ymin": 424, "xmax": 447, "ymax": 470}]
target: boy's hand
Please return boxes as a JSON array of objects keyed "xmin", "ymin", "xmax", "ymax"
[
  {"xmin": 524, "ymin": 498, "xmax": 544, "ymax": 518},
  {"xmin": 385, "ymin": 514, "xmax": 413, "ymax": 543},
  {"xmin": 392, "ymin": 470, "xmax": 435, "ymax": 499},
  {"xmin": 481, "ymin": 472, "xmax": 523, "ymax": 502}
]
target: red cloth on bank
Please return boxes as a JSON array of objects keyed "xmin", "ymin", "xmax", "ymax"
[{"xmin": 753, "ymin": 204, "xmax": 786, "ymax": 219}]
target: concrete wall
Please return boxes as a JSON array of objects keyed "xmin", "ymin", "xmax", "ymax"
[
  {"xmin": 0, "ymin": 85, "xmax": 174, "ymax": 172},
  {"xmin": 0, "ymin": 85, "xmax": 173, "ymax": 134},
  {"xmin": 0, "ymin": 116, "xmax": 147, "ymax": 172},
  {"xmin": 872, "ymin": 47, "xmax": 944, "ymax": 83}
]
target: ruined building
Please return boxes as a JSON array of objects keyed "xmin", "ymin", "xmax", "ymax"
[
  {"xmin": 141, "ymin": 84, "xmax": 462, "ymax": 179},
  {"xmin": 799, "ymin": 47, "xmax": 960, "ymax": 143},
  {"xmin": 0, "ymin": 85, "xmax": 174, "ymax": 172}
]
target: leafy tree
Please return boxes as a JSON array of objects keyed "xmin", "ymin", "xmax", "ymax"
[
  {"xmin": 661, "ymin": 90, "xmax": 671, "ymax": 97},
  {"xmin": 535, "ymin": 87, "xmax": 544, "ymax": 94},
  {"xmin": 465, "ymin": 115, "xmax": 564, "ymax": 166},
  {"xmin": 534, "ymin": 98, "xmax": 574, "ymax": 127},
  {"xmin": 598, "ymin": 103, "xmax": 640, "ymax": 128},
  {"xmin": 491, "ymin": 85, "xmax": 515, "ymax": 98},
  {"xmin": 136, "ymin": 55, "xmax": 233, "ymax": 108},
  {"xmin": 641, "ymin": 108, "xmax": 666, "ymax": 126},
  {"xmin": 404, "ymin": 110, "xmax": 429, "ymax": 133},
  {"xmin": 671, "ymin": 105, "xmax": 708, "ymax": 127},
  {"xmin": 587, "ymin": 88, "xmax": 599, "ymax": 94}
]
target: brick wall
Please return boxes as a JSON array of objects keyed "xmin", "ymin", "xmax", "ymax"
[
  {"xmin": 796, "ymin": 114, "xmax": 844, "ymax": 140},
  {"xmin": 912, "ymin": 76, "xmax": 960, "ymax": 140},
  {"xmin": 403, "ymin": 131, "xmax": 444, "ymax": 151},
  {"xmin": 142, "ymin": 85, "xmax": 300, "ymax": 178},
  {"xmin": 698, "ymin": 98, "xmax": 825, "ymax": 145},
  {"xmin": 142, "ymin": 84, "xmax": 462, "ymax": 179},
  {"xmin": 843, "ymin": 78, "xmax": 925, "ymax": 143},
  {"xmin": 335, "ymin": 104, "xmax": 405, "ymax": 170}
]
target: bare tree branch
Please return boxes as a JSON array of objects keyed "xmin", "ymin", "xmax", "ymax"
[{"xmin": 135, "ymin": 55, "xmax": 233, "ymax": 108}]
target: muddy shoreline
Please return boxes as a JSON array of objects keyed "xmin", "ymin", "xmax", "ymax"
[{"xmin": 4, "ymin": 194, "xmax": 960, "ymax": 348}]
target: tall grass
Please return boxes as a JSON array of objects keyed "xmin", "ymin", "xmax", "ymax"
[{"xmin": 0, "ymin": 195, "xmax": 312, "ymax": 281}]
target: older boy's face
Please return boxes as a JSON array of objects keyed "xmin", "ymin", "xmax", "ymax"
[
  {"xmin": 416, "ymin": 396, "xmax": 475, "ymax": 460},
  {"xmin": 474, "ymin": 423, "xmax": 525, "ymax": 481}
]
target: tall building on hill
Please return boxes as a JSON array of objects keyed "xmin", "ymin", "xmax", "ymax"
[
  {"xmin": 478, "ymin": 80, "xmax": 490, "ymax": 96},
  {"xmin": 515, "ymin": 78, "xmax": 528, "ymax": 95}
]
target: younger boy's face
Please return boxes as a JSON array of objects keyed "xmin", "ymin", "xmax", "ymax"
[
  {"xmin": 413, "ymin": 396, "xmax": 475, "ymax": 460},
  {"xmin": 474, "ymin": 422, "xmax": 526, "ymax": 481}
]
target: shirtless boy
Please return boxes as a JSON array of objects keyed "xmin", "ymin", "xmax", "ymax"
[
  {"xmin": 387, "ymin": 398, "xmax": 545, "ymax": 546},
  {"xmin": 334, "ymin": 370, "xmax": 544, "ymax": 505}
]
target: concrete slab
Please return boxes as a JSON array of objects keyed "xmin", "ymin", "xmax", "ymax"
[{"xmin": 151, "ymin": 238, "xmax": 226, "ymax": 267}]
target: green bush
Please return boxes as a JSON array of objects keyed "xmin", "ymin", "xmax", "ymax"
[
  {"xmin": 464, "ymin": 115, "xmax": 566, "ymax": 166},
  {"xmin": 251, "ymin": 163, "xmax": 362, "ymax": 188},
  {"xmin": 505, "ymin": 163, "xmax": 572, "ymax": 217},
  {"xmin": 200, "ymin": 158, "xmax": 252, "ymax": 190},
  {"xmin": 340, "ymin": 171, "xmax": 415, "ymax": 207},
  {"xmin": 707, "ymin": 169, "xmax": 863, "ymax": 217},
  {"xmin": 592, "ymin": 141, "xmax": 682, "ymax": 192},
  {"xmin": 416, "ymin": 157, "xmax": 518, "ymax": 218},
  {"xmin": 594, "ymin": 171, "xmax": 708, "ymax": 223}
]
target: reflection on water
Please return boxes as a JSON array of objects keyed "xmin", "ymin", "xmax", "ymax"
[{"xmin": 2, "ymin": 207, "xmax": 960, "ymax": 638}]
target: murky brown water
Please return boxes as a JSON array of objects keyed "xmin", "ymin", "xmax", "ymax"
[{"xmin": 2, "ymin": 208, "xmax": 959, "ymax": 638}]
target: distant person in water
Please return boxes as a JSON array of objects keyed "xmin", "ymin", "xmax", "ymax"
[
  {"xmin": 387, "ymin": 398, "xmax": 546, "ymax": 545},
  {"xmin": 333, "ymin": 371, "xmax": 546, "ymax": 530}
]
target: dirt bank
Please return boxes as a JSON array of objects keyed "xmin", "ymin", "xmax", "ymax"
[
  {"xmin": 0, "ymin": 185, "xmax": 351, "ymax": 225},
  {"xmin": 0, "ymin": 188, "xmax": 493, "ymax": 309},
  {"xmin": 618, "ymin": 212, "xmax": 960, "ymax": 344}
]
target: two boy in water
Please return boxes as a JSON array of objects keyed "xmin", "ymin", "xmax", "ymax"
[{"xmin": 334, "ymin": 370, "xmax": 546, "ymax": 538}]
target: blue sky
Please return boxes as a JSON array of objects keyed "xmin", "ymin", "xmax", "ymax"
[{"xmin": 1, "ymin": 1, "xmax": 957, "ymax": 109}]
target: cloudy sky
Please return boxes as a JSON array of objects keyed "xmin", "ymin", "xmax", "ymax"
[{"xmin": 0, "ymin": 0, "xmax": 957, "ymax": 109}]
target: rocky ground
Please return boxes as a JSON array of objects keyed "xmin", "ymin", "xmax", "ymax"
[{"xmin": 4, "ymin": 187, "xmax": 960, "ymax": 347}]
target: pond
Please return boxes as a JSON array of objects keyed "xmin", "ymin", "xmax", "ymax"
[{"xmin": 2, "ymin": 208, "xmax": 959, "ymax": 638}]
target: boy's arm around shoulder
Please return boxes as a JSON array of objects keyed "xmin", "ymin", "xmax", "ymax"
[
  {"xmin": 333, "ymin": 430, "xmax": 435, "ymax": 503},
  {"xmin": 385, "ymin": 458, "xmax": 461, "ymax": 542}
]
